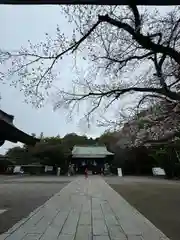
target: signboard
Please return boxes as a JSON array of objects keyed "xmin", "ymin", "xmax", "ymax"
[
  {"xmin": 45, "ymin": 166, "xmax": 53, "ymax": 172},
  {"xmin": 117, "ymin": 168, "xmax": 122, "ymax": 177},
  {"xmin": 152, "ymin": 167, "xmax": 166, "ymax": 176},
  {"xmin": 13, "ymin": 166, "xmax": 21, "ymax": 173},
  {"xmin": 57, "ymin": 167, "xmax": 61, "ymax": 176}
]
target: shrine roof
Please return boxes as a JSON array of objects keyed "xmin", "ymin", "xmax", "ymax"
[{"xmin": 72, "ymin": 145, "xmax": 114, "ymax": 157}]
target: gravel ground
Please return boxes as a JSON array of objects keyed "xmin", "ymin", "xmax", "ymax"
[
  {"xmin": 105, "ymin": 176, "xmax": 180, "ymax": 240},
  {"xmin": 0, "ymin": 176, "xmax": 75, "ymax": 234}
]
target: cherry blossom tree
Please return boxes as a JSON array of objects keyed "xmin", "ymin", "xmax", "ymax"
[{"xmin": 0, "ymin": 4, "xmax": 180, "ymax": 136}]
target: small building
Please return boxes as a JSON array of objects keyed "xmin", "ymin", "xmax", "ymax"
[
  {"xmin": 0, "ymin": 157, "xmax": 14, "ymax": 174},
  {"xmin": 71, "ymin": 145, "xmax": 114, "ymax": 174}
]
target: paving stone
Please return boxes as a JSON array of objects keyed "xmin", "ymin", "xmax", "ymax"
[
  {"xmin": 107, "ymin": 225, "xmax": 127, "ymax": 240},
  {"xmin": 92, "ymin": 219, "xmax": 108, "ymax": 236},
  {"xmin": 104, "ymin": 214, "xmax": 119, "ymax": 226},
  {"xmin": 0, "ymin": 234, "xmax": 10, "ymax": 240},
  {"xmin": 6, "ymin": 207, "xmax": 43, "ymax": 234},
  {"xmin": 100, "ymin": 201, "xmax": 113, "ymax": 213},
  {"xmin": 142, "ymin": 231, "xmax": 167, "ymax": 240},
  {"xmin": 127, "ymin": 235, "xmax": 143, "ymax": 240},
  {"xmin": 40, "ymin": 224, "xmax": 61, "ymax": 240},
  {"xmin": 92, "ymin": 209, "xmax": 104, "ymax": 220},
  {"xmin": 23, "ymin": 233, "xmax": 42, "ymax": 240},
  {"xmin": 92, "ymin": 198, "xmax": 101, "ymax": 210},
  {"xmin": 75, "ymin": 225, "xmax": 91, "ymax": 240},
  {"xmin": 58, "ymin": 234, "xmax": 75, "ymax": 240},
  {"xmin": 0, "ymin": 177, "xmax": 170, "ymax": 240},
  {"xmin": 82, "ymin": 200, "xmax": 91, "ymax": 213},
  {"xmin": 79, "ymin": 212, "xmax": 91, "ymax": 225},
  {"xmin": 22, "ymin": 210, "xmax": 46, "ymax": 231},
  {"xmin": 53, "ymin": 211, "xmax": 70, "ymax": 229},
  {"xmin": 5, "ymin": 229, "xmax": 26, "ymax": 240},
  {"xmin": 119, "ymin": 220, "xmax": 142, "ymax": 235},
  {"xmin": 93, "ymin": 236, "xmax": 110, "ymax": 240},
  {"xmin": 61, "ymin": 210, "xmax": 80, "ymax": 235},
  {"xmin": 25, "ymin": 217, "xmax": 49, "ymax": 234}
]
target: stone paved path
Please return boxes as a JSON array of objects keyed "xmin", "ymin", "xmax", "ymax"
[{"xmin": 0, "ymin": 177, "xmax": 169, "ymax": 240}]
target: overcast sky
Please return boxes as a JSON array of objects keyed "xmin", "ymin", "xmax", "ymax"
[
  {"xmin": 0, "ymin": 5, "xmax": 109, "ymax": 154},
  {"xmin": 0, "ymin": 5, "xmax": 173, "ymax": 154}
]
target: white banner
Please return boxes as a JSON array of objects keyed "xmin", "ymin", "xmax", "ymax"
[
  {"xmin": 13, "ymin": 166, "xmax": 21, "ymax": 173},
  {"xmin": 152, "ymin": 167, "xmax": 165, "ymax": 176},
  {"xmin": 117, "ymin": 168, "xmax": 123, "ymax": 177}
]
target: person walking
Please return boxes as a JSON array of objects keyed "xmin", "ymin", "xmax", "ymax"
[{"xmin": 84, "ymin": 167, "xmax": 88, "ymax": 179}]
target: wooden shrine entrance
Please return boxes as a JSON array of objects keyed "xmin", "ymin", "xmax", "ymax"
[{"xmin": 71, "ymin": 145, "xmax": 114, "ymax": 174}]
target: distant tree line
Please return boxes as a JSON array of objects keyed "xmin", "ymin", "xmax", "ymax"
[
  {"xmin": 2, "ymin": 130, "xmax": 180, "ymax": 179},
  {"xmin": 2, "ymin": 132, "xmax": 113, "ymax": 173}
]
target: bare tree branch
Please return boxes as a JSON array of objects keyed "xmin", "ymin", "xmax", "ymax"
[
  {"xmin": 152, "ymin": 53, "xmax": 169, "ymax": 91},
  {"xmin": 1, "ymin": 5, "xmax": 180, "ymax": 140},
  {"xmin": 98, "ymin": 13, "xmax": 180, "ymax": 64},
  {"xmin": 93, "ymin": 51, "xmax": 154, "ymax": 66},
  {"xmin": 128, "ymin": 3, "xmax": 141, "ymax": 33},
  {"xmin": 58, "ymin": 86, "xmax": 174, "ymax": 101},
  {"xmin": 137, "ymin": 94, "xmax": 173, "ymax": 111}
]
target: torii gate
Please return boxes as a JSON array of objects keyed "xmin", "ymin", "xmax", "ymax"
[{"xmin": 0, "ymin": 109, "xmax": 39, "ymax": 147}]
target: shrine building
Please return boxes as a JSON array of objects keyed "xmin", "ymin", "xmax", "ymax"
[{"xmin": 71, "ymin": 145, "xmax": 114, "ymax": 174}]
